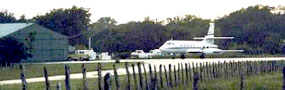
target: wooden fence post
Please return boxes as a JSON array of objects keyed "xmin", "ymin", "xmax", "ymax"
[
  {"xmin": 125, "ymin": 62, "xmax": 131, "ymax": 90},
  {"xmin": 159, "ymin": 64, "xmax": 164, "ymax": 89},
  {"xmin": 189, "ymin": 63, "xmax": 193, "ymax": 81},
  {"xmin": 217, "ymin": 61, "xmax": 221, "ymax": 78},
  {"xmin": 143, "ymin": 64, "xmax": 149, "ymax": 90},
  {"xmin": 174, "ymin": 65, "xmax": 177, "ymax": 86},
  {"xmin": 223, "ymin": 61, "xmax": 227, "ymax": 78},
  {"xmin": 168, "ymin": 64, "xmax": 173, "ymax": 88},
  {"xmin": 132, "ymin": 64, "xmax": 138, "ymax": 90},
  {"xmin": 205, "ymin": 62, "xmax": 209, "ymax": 78},
  {"xmin": 199, "ymin": 63, "xmax": 203, "ymax": 82},
  {"xmin": 44, "ymin": 67, "xmax": 50, "ymax": 90},
  {"xmin": 104, "ymin": 73, "xmax": 111, "ymax": 90},
  {"xmin": 154, "ymin": 65, "xmax": 158, "ymax": 90},
  {"xmin": 192, "ymin": 62, "xmax": 195, "ymax": 74},
  {"xmin": 137, "ymin": 63, "xmax": 143, "ymax": 90},
  {"xmin": 195, "ymin": 63, "xmax": 199, "ymax": 79},
  {"xmin": 193, "ymin": 71, "xmax": 199, "ymax": 90},
  {"xmin": 164, "ymin": 65, "xmax": 170, "ymax": 89},
  {"xmin": 185, "ymin": 63, "xmax": 189, "ymax": 84},
  {"xmin": 97, "ymin": 63, "xmax": 103, "ymax": 90},
  {"xmin": 177, "ymin": 64, "xmax": 181, "ymax": 85},
  {"xmin": 82, "ymin": 64, "xmax": 88, "ymax": 90},
  {"xmin": 65, "ymin": 65, "xmax": 71, "ymax": 90},
  {"xmin": 56, "ymin": 82, "xmax": 61, "ymax": 90},
  {"xmin": 113, "ymin": 64, "xmax": 120, "ymax": 90},
  {"xmin": 181, "ymin": 63, "xmax": 184, "ymax": 86},
  {"xmin": 240, "ymin": 70, "xmax": 244, "ymax": 90},
  {"xmin": 148, "ymin": 64, "xmax": 155, "ymax": 90},
  {"xmin": 20, "ymin": 65, "xmax": 27, "ymax": 90},
  {"xmin": 212, "ymin": 62, "xmax": 217, "ymax": 78}
]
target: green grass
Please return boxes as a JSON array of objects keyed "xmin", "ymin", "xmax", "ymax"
[
  {"xmin": 0, "ymin": 71, "xmax": 283, "ymax": 90},
  {"xmin": 173, "ymin": 72, "xmax": 283, "ymax": 90},
  {"xmin": 0, "ymin": 74, "xmax": 138, "ymax": 90},
  {"xmin": 0, "ymin": 62, "xmax": 139, "ymax": 81}
]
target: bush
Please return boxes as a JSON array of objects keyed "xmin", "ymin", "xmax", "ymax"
[{"xmin": 0, "ymin": 37, "xmax": 32, "ymax": 66}]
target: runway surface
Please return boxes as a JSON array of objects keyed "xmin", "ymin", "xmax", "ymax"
[{"xmin": 0, "ymin": 57, "xmax": 284, "ymax": 85}]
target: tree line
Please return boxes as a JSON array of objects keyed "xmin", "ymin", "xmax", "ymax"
[
  {"xmin": 0, "ymin": 5, "xmax": 285, "ymax": 61},
  {"xmin": 90, "ymin": 5, "xmax": 285, "ymax": 56}
]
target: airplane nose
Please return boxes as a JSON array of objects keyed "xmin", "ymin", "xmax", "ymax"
[{"xmin": 159, "ymin": 46, "xmax": 165, "ymax": 51}]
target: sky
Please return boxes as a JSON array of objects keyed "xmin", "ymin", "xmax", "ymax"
[{"xmin": 0, "ymin": 0, "xmax": 285, "ymax": 24}]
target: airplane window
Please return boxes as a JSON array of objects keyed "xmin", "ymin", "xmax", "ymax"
[{"xmin": 166, "ymin": 42, "xmax": 174, "ymax": 45}]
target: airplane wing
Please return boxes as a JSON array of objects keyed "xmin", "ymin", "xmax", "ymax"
[
  {"xmin": 219, "ymin": 50, "xmax": 244, "ymax": 52},
  {"xmin": 210, "ymin": 49, "xmax": 244, "ymax": 54},
  {"xmin": 186, "ymin": 49, "xmax": 202, "ymax": 53},
  {"xmin": 186, "ymin": 48, "xmax": 244, "ymax": 54},
  {"xmin": 194, "ymin": 37, "xmax": 234, "ymax": 40}
]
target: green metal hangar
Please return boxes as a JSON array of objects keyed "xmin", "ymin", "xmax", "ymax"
[{"xmin": 0, "ymin": 23, "xmax": 68, "ymax": 62}]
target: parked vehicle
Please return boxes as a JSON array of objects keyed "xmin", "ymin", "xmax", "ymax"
[
  {"xmin": 68, "ymin": 50, "xmax": 97, "ymax": 61},
  {"xmin": 149, "ymin": 49, "xmax": 163, "ymax": 57},
  {"xmin": 130, "ymin": 50, "xmax": 151, "ymax": 59},
  {"xmin": 99, "ymin": 52, "xmax": 112, "ymax": 60}
]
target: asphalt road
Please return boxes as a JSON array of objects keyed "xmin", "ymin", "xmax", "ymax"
[{"xmin": 0, "ymin": 57, "xmax": 284, "ymax": 85}]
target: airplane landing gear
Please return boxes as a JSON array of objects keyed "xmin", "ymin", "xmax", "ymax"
[
  {"xmin": 200, "ymin": 53, "xmax": 205, "ymax": 59},
  {"xmin": 181, "ymin": 54, "xmax": 185, "ymax": 59},
  {"xmin": 172, "ymin": 55, "xmax": 175, "ymax": 59},
  {"xmin": 170, "ymin": 53, "xmax": 175, "ymax": 59}
]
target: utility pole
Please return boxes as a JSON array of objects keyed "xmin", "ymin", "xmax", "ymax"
[{"xmin": 89, "ymin": 37, "xmax": 91, "ymax": 50}]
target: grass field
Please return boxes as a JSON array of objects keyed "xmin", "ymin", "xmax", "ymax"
[
  {"xmin": 0, "ymin": 72, "xmax": 282, "ymax": 90},
  {"xmin": 0, "ymin": 62, "xmax": 140, "ymax": 81}
]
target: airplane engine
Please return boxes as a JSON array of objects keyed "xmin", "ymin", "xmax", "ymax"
[{"xmin": 202, "ymin": 48, "xmax": 222, "ymax": 54}]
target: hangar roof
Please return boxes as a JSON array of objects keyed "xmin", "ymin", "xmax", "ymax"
[{"xmin": 0, "ymin": 23, "xmax": 33, "ymax": 38}]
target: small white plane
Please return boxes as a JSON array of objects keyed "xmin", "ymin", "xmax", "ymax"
[{"xmin": 159, "ymin": 23, "xmax": 244, "ymax": 58}]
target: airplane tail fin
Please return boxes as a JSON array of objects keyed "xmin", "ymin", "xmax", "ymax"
[
  {"xmin": 207, "ymin": 23, "xmax": 215, "ymax": 36},
  {"xmin": 194, "ymin": 23, "xmax": 234, "ymax": 44}
]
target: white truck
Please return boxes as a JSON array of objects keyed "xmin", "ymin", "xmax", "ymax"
[
  {"xmin": 99, "ymin": 52, "xmax": 112, "ymax": 60},
  {"xmin": 149, "ymin": 49, "xmax": 162, "ymax": 56},
  {"xmin": 68, "ymin": 50, "xmax": 97, "ymax": 61},
  {"xmin": 130, "ymin": 49, "xmax": 163, "ymax": 59},
  {"xmin": 130, "ymin": 50, "xmax": 151, "ymax": 59}
]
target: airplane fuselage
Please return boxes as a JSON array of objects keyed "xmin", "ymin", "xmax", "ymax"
[
  {"xmin": 157, "ymin": 23, "xmax": 243, "ymax": 58},
  {"xmin": 159, "ymin": 40, "xmax": 219, "ymax": 54}
]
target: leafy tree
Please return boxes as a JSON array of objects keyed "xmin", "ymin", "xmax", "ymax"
[
  {"xmin": 216, "ymin": 5, "xmax": 285, "ymax": 54},
  {"xmin": 166, "ymin": 15, "xmax": 211, "ymax": 40},
  {"xmin": 92, "ymin": 19, "xmax": 167, "ymax": 54},
  {"xmin": 34, "ymin": 6, "xmax": 91, "ymax": 45},
  {"xmin": 88, "ymin": 17, "xmax": 117, "ymax": 37},
  {"xmin": 0, "ymin": 37, "xmax": 32, "ymax": 66},
  {"xmin": 0, "ymin": 10, "xmax": 16, "ymax": 23},
  {"xmin": 17, "ymin": 15, "xmax": 27, "ymax": 23}
]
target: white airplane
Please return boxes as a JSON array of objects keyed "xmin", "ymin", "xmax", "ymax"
[{"xmin": 159, "ymin": 23, "xmax": 244, "ymax": 58}]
